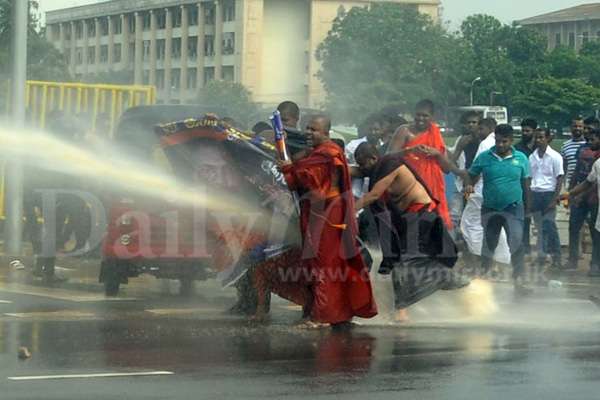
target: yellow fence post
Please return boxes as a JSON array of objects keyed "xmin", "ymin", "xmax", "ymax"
[
  {"xmin": 39, "ymin": 85, "xmax": 48, "ymax": 129},
  {"xmin": 109, "ymin": 89, "xmax": 118, "ymax": 137},
  {"xmin": 92, "ymin": 87, "xmax": 100, "ymax": 133},
  {"xmin": 4, "ymin": 81, "xmax": 9, "ymax": 114},
  {"xmin": 59, "ymin": 86, "xmax": 65, "ymax": 111},
  {"xmin": 31, "ymin": 85, "xmax": 38, "ymax": 126}
]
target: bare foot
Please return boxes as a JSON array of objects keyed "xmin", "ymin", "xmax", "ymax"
[
  {"xmin": 394, "ymin": 309, "xmax": 410, "ymax": 323},
  {"xmin": 249, "ymin": 311, "xmax": 270, "ymax": 324},
  {"xmin": 295, "ymin": 319, "xmax": 324, "ymax": 329}
]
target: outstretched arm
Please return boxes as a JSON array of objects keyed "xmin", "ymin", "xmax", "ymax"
[
  {"xmin": 563, "ymin": 180, "xmax": 594, "ymax": 199},
  {"xmin": 355, "ymin": 167, "xmax": 400, "ymax": 211}
]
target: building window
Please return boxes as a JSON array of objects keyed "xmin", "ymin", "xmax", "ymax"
[
  {"xmin": 143, "ymin": 40, "xmax": 150, "ymax": 61},
  {"xmin": 223, "ymin": 33, "xmax": 235, "ymax": 55},
  {"xmin": 129, "ymin": 43, "xmax": 135, "ymax": 63},
  {"xmin": 172, "ymin": 38, "xmax": 181, "ymax": 59},
  {"xmin": 143, "ymin": 70, "xmax": 150, "ymax": 85},
  {"xmin": 65, "ymin": 27, "xmax": 72, "ymax": 41},
  {"xmin": 128, "ymin": 14, "xmax": 136, "ymax": 33},
  {"xmin": 143, "ymin": 12, "xmax": 151, "ymax": 31},
  {"xmin": 101, "ymin": 18, "xmax": 109, "ymax": 36},
  {"xmin": 157, "ymin": 70, "xmax": 165, "ymax": 89},
  {"xmin": 188, "ymin": 36, "xmax": 198, "ymax": 59},
  {"xmin": 171, "ymin": 69, "xmax": 181, "ymax": 89},
  {"xmin": 205, "ymin": 35, "xmax": 214, "ymax": 56},
  {"xmin": 114, "ymin": 17, "xmax": 122, "ymax": 34},
  {"xmin": 204, "ymin": 67, "xmax": 215, "ymax": 83},
  {"xmin": 100, "ymin": 45, "xmax": 108, "ymax": 63},
  {"xmin": 173, "ymin": 7, "xmax": 182, "ymax": 28},
  {"xmin": 224, "ymin": 1, "xmax": 235, "ymax": 22},
  {"xmin": 555, "ymin": 33, "xmax": 561, "ymax": 46},
  {"xmin": 157, "ymin": 10, "xmax": 166, "ymax": 29},
  {"xmin": 76, "ymin": 47, "xmax": 83, "ymax": 65},
  {"xmin": 87, "ymin": 21, "xmax": 95, "ymax": 37},
  {"xmin": 223, "ymin": 66, "xmax": 234, "ymax": 82},
  {"xmin": 50, "ymin": 25, "xmax": 59, "ymax": 41},
  {"xmin": 569, "ymin": 32, "xmax": 575, "ymax": 48},
  {"xmin": 75, "ymin": 22, "xmax": 83, "ymax": 39},
  {"xmin": 189, "ymin": 6, "xmax": 198, "ymax": 26},
  {"xmin": 87, "ymin": 46, "xmax": 95, "ymax": 64},
  {"xmin": 205, "ymin": 5, "xmax": 215, "ymax": 25},
  {"xmin": 157, "ymin": 39, "xmax": 166, "ymax": 60},
  {"xmin": 188, "ymin": 68, "xmax": 197, "ymax": 89},
  {"xmin": 114, "ymin": 43, "xmax": 122, "ymax": 62},
  {"xmin": 583, "ymin": 31, "xmax": 590, "ymax": 44}
]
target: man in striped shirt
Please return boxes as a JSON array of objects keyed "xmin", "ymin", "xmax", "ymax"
[{"xmin": 561, "ymin": 117, "xmax": 586, "ymax": 187}]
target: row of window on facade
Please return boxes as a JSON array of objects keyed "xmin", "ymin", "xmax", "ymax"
[
  {"xmin": 71, "ymin": 34, "xmax": 235, "ymax": 65},
  {"xmin": 51, "ymin": 1, "xmax": 236, "ymax": 41},
  {"xmin": 72, "ymin": 66, "xmax": 235, "ymax": 93},
  {"xmin": 150, "ymin": 66, "xmax": 235, "ymax": 91},
  {"xmin": 554, "ymin": 30, "xmax": 600, "ymax": 48}
]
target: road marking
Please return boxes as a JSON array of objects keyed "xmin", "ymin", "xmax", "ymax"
[
  {"xmin": 8, "ymin": 371, "xmax": 174, "ymax": 381},
  {"xmin": 0, "ymin": 283, "xmax": 136, "ymax": 302},
  {"xmin": 145, "ymin": 307, "xmax": 223, "ymax": 315},
  {"xmin": 4, "ymin": 311, "xmax": 96, "ymax": 319},
  {"xmin": 0, "ymin": 300, "xmax": 12, "ymax": 304}
]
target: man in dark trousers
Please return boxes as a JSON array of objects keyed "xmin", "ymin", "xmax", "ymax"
[{"xmin": 467, "ymin": 124, "xmax": 532, "ymax": 295}]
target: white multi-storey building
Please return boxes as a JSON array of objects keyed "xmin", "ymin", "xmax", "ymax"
[{"xmin": 46, "ymin": 0, "xmax": 440, "ymax": 107}]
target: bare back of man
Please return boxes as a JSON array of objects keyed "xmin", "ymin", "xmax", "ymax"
[{"xmin": 355, "ymin": 164, "xmax": 431, "ymax": 212}]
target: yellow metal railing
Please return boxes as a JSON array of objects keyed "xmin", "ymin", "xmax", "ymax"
[{"xmin": 1, "ymin": 81, "xmax": 157, "ymax": 220}]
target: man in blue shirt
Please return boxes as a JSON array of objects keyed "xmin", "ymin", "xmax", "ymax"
[{"xmin": 468, "ymin": 124, "xmax": 532, "ymax": 295}]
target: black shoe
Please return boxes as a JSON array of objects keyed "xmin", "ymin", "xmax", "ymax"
[
  {"xmin": 564, "ymin": 260, "xmax": 578, "ymax": 270},
  {"xmin": 589, "ymin": 295, "xmax": 600, "ymax": 309},
  {"xmin": 514, "ymin": 283, "xmax": 534, "ymax": 297},
  {"xmin": 588, "ymin": 269, "xmax": 600, "ymax": 278},
  {"xmin": 41, "ymin": 275, "xmax": 67, "ymax": 286},
  {"xmin": 378, "ymin": 258, "xmax": 398, "ymax": 275}
]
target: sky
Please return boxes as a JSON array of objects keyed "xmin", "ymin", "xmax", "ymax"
[{"xmin": 38, "ymin": 0, "xmax": 596, "ymax": 27}]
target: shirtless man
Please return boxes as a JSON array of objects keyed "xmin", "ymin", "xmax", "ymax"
[{"xmin": 354, "ymin": 143, "xmax": 470, "ymax": 321}]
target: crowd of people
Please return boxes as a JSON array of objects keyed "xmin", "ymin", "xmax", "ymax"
[
  {"xmin": 22, "ymin": 97, "xmax": 600, "ymax": 327},
  {"xmin": 245, "ymin": 99, "xmax": 600, "ymax": 327}
]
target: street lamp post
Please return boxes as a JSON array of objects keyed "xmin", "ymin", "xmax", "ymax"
[
  {"xmin": 490, "ymin": 91, "xmax": 502, "ymax": 106},
  {"xmin": 4, "ymin": 0, "xmax": 28, "ymax": 255},
  {"xmin": 470, "ymin": 77, "xmax": 482, "ymax": 106}
]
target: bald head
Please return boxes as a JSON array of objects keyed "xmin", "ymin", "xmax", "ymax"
[{"xmin": 305, "ymin": 114, "xmax": 332, "ymax": 148}]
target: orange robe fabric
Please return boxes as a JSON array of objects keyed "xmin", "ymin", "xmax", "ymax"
[
  {"xmin": 282, "ymin": 141, "xmax": 377, "ymax": 324},
  {"xmin": 403, "ymin": 123, "xmax": 451, "ymax": 228}
]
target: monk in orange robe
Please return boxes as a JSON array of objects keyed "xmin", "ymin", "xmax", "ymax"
[
  {"xmin": 387, "ymin": 100, "xmax": 463, "ymax": 228},
  {"xmin": 279, "ymin": 115, "xmax": 377, "ymax": 326}
]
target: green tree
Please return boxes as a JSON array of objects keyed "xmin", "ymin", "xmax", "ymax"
[
  {"xmin": 0, "ymin": 0, "xmax": 69, "ymax": 81},
  {"xmin": 512, "ymin": 77, "xmax": 600, "ymax": 128},
  {"xmin": 459, "ymin": 15, "xmax": 547, "ymax": 108},
  {"xmin": 316, "ymin": 3, "xmax": 466, "ymax": 124},
  {"xmin": 197, "ymin": 80, "xmax": 259, "ymax": 129}
]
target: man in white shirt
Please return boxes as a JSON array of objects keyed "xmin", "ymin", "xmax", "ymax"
[
  {"xmin": 346, "ymin": 114, "xmax": 386, "ymax": 165},
  {"xmin": 529, "ymin": 128, "xmax": 564, "ymax": 272}
]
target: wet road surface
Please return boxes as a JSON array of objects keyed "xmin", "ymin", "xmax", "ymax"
[{"xmin": 1, "ymin": 259, "xmax": 600, "ymax": 399}]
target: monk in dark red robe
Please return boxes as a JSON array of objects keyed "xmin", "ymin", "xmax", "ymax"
[{"xmin": 279, "ymin": 115, "xmax": 378, "ymax": 325}]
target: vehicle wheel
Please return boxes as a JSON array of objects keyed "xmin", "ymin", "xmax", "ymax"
[
  {"xmin": 104, "ymin": 277, "xmax": 121, "ymax": 297},
  {"xmin": 179, "ymin": 278, "xmax": 194, "ymax": 297}
]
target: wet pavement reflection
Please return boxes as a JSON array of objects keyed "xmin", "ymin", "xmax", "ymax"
[{"xmin": 2, "ymin": 268, "xmax": 600, "ymax": 399}]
